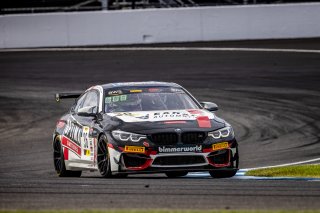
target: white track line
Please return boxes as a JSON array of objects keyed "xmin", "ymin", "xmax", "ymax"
[
  {"xmin": 243, "ymin": 158, "xmax": 320, "ymax": 171},
  {"xmin": 187, "ymin": 158, "xmax": 320, "ymax": 177},
  {"xmin": 1, "ymin": 47, "xmax": 320, "ymax": 53}
]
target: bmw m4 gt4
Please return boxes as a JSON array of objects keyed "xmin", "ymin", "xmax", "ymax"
[{"xmin": 53, "ymin": 82, "xmax": 239, "ymax": 178}]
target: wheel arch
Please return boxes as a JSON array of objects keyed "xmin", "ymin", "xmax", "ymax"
[{"xmin": 97, "ymin": 132, "xmax": 108, "ymax": 144}]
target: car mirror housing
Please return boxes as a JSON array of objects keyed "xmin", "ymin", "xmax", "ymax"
[
  {"xmin": 77, "ymin": 106, "xmax": 97, "ymax": 117},
  {"xmin": 200, "ymin": 102, "xmax": 218, "ymax": 111}
]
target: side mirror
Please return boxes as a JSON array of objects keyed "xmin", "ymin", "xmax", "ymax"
[
  {"xmin": 200, "ymin": 102, "xmax": 218, "ymax": 111},
  {"xmin": 77, "ymin": 106, "xmax": 97, "ymax": 117}
]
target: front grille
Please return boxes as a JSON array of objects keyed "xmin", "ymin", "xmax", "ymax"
[
  {"xmin": 150, "ymin": 133, "xmax": 178, "ymax": 145},
  {"xmin": 153, "ymin": 155, "xmax": 206, "ymax": 166},
  {"xmin": 181, "ymin": 132, "xmax": 206, "ymax": 144}
]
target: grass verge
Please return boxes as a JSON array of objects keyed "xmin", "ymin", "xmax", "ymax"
[{"xmin": 246, "ymin": 164, "xmax": 320, "ymax": 178}]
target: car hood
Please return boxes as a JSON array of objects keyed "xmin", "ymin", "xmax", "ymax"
[
  {"xmin": 106, "ymin": 109, "xmax": 214, "ymax": 122},
  {"xmin": 105, "ymin": 109, "xmax": 225, "ymax": 133}
]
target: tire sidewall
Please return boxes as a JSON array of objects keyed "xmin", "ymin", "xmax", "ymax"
[{"xmin": 97, "ymin": 135, "xmax": 112, "ymax": 177}]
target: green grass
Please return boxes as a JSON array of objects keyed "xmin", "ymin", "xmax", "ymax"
[
  {"xmin": 1, "ymin": 211, "xmax": 320, "ymax": 213},
  {"xmin": 246, "ymin": 164, "xmax": 320, "ymax": 178}
]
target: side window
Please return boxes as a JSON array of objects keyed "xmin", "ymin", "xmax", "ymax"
[
  {"xmin": 80, "ymin": 91, "xmax": 99, "ymax": 113},
  {"xmin": 74, "ymin": 94, "xmax": 87, "ymax": 113}
]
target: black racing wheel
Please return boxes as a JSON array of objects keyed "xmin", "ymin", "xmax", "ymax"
[
  {"xmin": 53, "ymin": 138, "xmax": 82, "ymax": 177},
  {"xmin": 165, "ymin": 171, "xmax": 188, "ymax": 178},
  {"xmin": 97, "ymin": 135, "xmax": 112, "ymax": 178},
  {"xmin": 209, "ymin": 146, "xmax": 239, "ymax": 178}
]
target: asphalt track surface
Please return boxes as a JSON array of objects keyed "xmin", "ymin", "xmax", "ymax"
[{"xmin": 0, "ymin": 38, "xmax": 320, "ymax": 210}]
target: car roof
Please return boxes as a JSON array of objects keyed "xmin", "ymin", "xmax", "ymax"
[{"xmin": 101, "ymin": 81, "xmax": 181, "ymax": 89}]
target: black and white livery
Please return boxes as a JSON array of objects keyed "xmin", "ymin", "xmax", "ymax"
[{"xmin": 53, "ymin": 82, "xmax": 239, "ymax": 178}]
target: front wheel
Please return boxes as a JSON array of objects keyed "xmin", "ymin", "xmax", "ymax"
[
  {"xmin": 209, "ymin": 170, "xmax": 237, "ymax": 178},
  {"xmin": 165, "ymin": 171, "xmax": 188, "ymax": 178},
  {"xmin": 209, "ymin": 146, "xmax": 239, "ymax": 178},
  {"xmin": 53, "ymin": 138, "xmax": 82, "ymax": 177},
  {"xmin": 97, "ymin": 135, "xmax": 112, "ymax": 178}
]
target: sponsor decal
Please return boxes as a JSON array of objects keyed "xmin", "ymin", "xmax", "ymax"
[
  {"xmin": 212, "ymin": 142, "xmax": 229, "ymax": 151},
  {"xmin": 116, "ymin": 112, "xmax": 149, "ymax": 119},
  {"xmin": 63, "ymin": 147, "xmax": 69, "ymax": 160},
  {"xmin": 124, "ymin": 146, "xmax": 145, "ymax": 153},
  {"xmin": 130, "ymin": 89, "xmax": 142, "ymax": 93},
  {"xmin": 84, "ymin": 149, "xmax": 90, "ymax": 156},
  {"xmin": 82, "ymin": 126, "xmax": 90, "ymax": 149},
  {"xmin": 105, "ymin": 95, "xmax": 127, "ymax": 103},
  {"xmin": 153, "ymin": 111, "xmax": 193, "ymax": 119},
  {"xmin": 148, "ymin": 88, "xmax": 160, "ymax": 92},
  {"xmin": 63, "ymin": 120, "xmax": 83, "ymax": 146},
  {"xmin": 108, "ymin": 109, "xmax": 214, "ymax": 123},
  {"xmin": 61, "ymin": 136, "xmax": 81, "ymax": 156},
  {"xmin": 108, "ymin": 90, "xmax": 123, "ymax": 96},
  {"xmin": 64, "ymin": 120, "xmax": 94, "ymax": 156},
  {"xmin": 158, "ymin": 145, "xmax": 202, "ymax": 153},
  {"xmin": 197, "ymin": 116, "xmax": 211, "ymax": 128},
  {"xmin": 136, "ymin": 114, "xmax": 149, "ymax": 119}
]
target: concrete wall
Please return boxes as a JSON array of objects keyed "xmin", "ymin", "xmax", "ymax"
[{"xmin": 1, "ymin": 3, "xmax": 320, "ymax": 48}]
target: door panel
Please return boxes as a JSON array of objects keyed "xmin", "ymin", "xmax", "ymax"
[{"xmin": 62, "ymin": 90, "xmax": 99, "ymax": 168}]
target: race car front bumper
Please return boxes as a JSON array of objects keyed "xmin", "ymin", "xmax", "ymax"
[{"xmin": 108, "ymin": 142, "xmax": 238, "ymax": 174}]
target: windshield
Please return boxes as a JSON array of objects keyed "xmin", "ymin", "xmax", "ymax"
[{"xmin": 104, "ymin": 87, "xmax": 199, "ymax": 113}]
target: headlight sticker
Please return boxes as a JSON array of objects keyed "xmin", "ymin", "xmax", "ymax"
[
  {"xmin": 208, "ymin": 126, "xmax": 233, "ymax": 139},
  {"xmin": 112, "ymin": 130, "xmax": 147, "ymax": 142}
]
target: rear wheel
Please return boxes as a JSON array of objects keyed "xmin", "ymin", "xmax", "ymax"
[
  {"xmin": 97, "ymin": 135, "xmax": 112, "ymax": 178},
  {"xmin": 53, "ymin": 138, "xmax": 82, "ymax": 177},
  {"xmin": 165, "ymin": 171, "xmax": 188, "ymax": 178}
]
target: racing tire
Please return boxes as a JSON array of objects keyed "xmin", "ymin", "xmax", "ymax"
[
  {"xmin": 209, "ymin": 146, "xmax": 239, "ymax": 179},
  {"xmin": 114, "ymin": 173, "xmax": 128, "ymax": 178},
  {"xmin": 209, "ymin": 170, "xmax": 237, "ymax": 178},
  {"xmin": 97, "ymin": 135, "xmax": 112, "ymax": 178},
  {"xmin": 53, "ymin": 138, "xmax": 82, "ymax": 177},
  {"xmin": 165, "ymin": 171, "xmax": 188, "ymax": 178}
]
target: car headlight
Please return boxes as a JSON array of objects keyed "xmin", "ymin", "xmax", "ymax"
[
  {"xmin": 208, "ymin": 126, "xmax": 234, "ymax": 139},
  {"xmin": 112, "ymin": 130, "xmax": 147, "ymax": 142}
]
